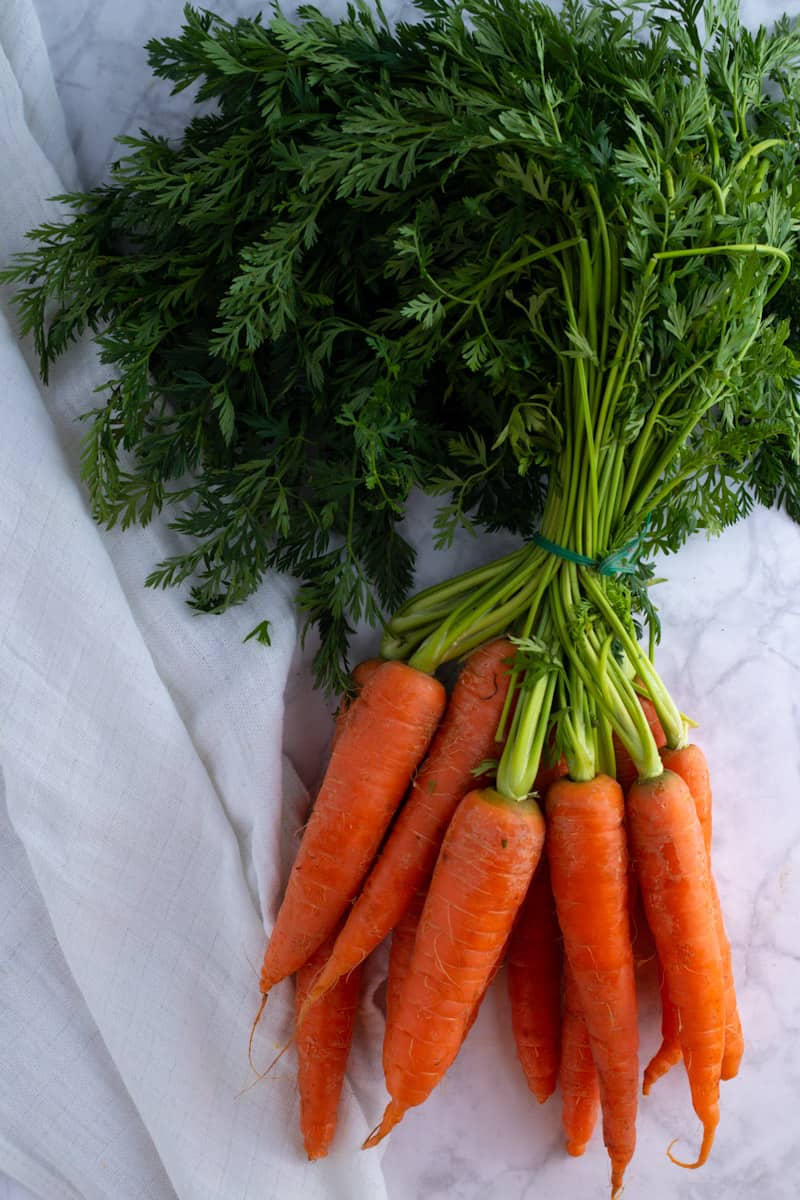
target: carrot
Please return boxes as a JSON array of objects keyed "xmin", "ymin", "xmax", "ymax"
[
  {"xmin": 627, "ymin": 769, "xmax": 725, "ymax": 1168},
  {"xmin": 385, "ymin": 887, "xmax": 427, "ymax": 1033},
  {"xmin": 295, "ymin": 927, "xmax": 362, "ymax": 1160},
  {"xmin": 614, "ymin": 694, "xmax": 666, "ymax": 791},
  {"xmin": 363, "ymin": 787, "xmax": 545, "ymax": 1147},
  {"xmin": 297, "ymin": 639, "xmax": 514, "ymax": 1019},
  {"xmin": 330, "ymin": 658, "xmax": 385, "ymax": 750},
  {"xmin": 257, "ymin": 661, "xmax": 446, "ymax": 1005},
  {"xmin": 386, "ymin": 886, "xmax": 505, "ymax": 1053},
  {"xmin": 615, "ymin": 694, "xmax": 665, "ymax": 963},
  {"xmin": 642, "ymin": 968, "xmax": 682, "ymax": 1096},
  {"xmin": 560, "ymin": 957, "xmax": 601, "ymax": 1157},
  {"xmin": 546, "ymin": 774, "xmax": 639, "ymax": 1200},
  {"xmin": 507, "ymin": 852, "xmax": 562, "ymax": 1104},
  {"xmin": 659, "ymin": 744, "xmax": 744, "ymax": 1083}
]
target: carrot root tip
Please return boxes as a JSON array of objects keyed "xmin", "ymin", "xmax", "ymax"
[
  {"xmin": 566, "ymin": 1140, "xmax": 587, "ymax": 1157},
  {"xmin": 611, "ymin": 1163, "xmax": 628, "ymax": 1198},
  {"xmin": 362, "ymin": 1100, "xmax": 405, "ymax": 1149},
  {"xmin": 666, "ymin": 1125, "xmax": 717, "ymax": 1170}
]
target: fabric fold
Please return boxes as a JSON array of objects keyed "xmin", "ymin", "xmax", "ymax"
[{"xmin": 0, "ymin": 6, "xmax": 390, "ymax": 1198}]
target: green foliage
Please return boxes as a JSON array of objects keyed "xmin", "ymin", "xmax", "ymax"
[{"xmin": 4, "ymin": 0, "xmax": 800, "ymax": 688}]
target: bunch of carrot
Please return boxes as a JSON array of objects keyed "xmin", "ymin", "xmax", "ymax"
[{"xmin": 250, "ymin": 604, "xmax": 743, "ymax": 1196}]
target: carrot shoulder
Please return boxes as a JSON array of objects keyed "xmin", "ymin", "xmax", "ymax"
[
  {"xmin": 627, "ymin": 768, "xmax": 725, "ymax": 1168},
  {"xmin": 300, "ymin": 638, "xmax": 514, "ymax": 1017},
  {"xmin": 259, "ymin": 661, "xmax": 445, "ymax": 999},
  {"xmin": 546, "ymin": 774, "xmax": 639, "ymax": 1200},
  {"xmin": 330, "ymin": 657, "xmax": 385, "ymax": 750},
  {"xmin": 295, "ymin": 927, "xmax": 362, "ymax": 1160},
  {"xmin": 364, "ymin": 787, "xmax": 545, "ymax": 1147},
  {"xmin": 507, "ymin": 852, "xmax": 562, "ymax": 1104}
]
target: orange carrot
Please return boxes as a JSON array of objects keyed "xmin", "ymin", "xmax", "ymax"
[
  {"xmin": 642, "ymin": 966, "xmax": 682, "ymax": 1096},
  {"xmin": 614, "ymin": 694, "xmax": 666, "ymax": 791},
  {"xmin": 560, "ymin": 957, "xmax": 600, "ymax": 1157},
  {"xmin": 546, "ymin": 774, "xmax": 639, "ymax": 1200},
  {"xmin": 295, "ymin": 928, "xmax": 362, "ymax": 1160},
  {"xmin": 627, "ymin": 769, "xmax": 725, "ymax": 1168},
  {"xmin": 386, "ymin": 886, "xmax": 505, "ymax": 1051},
  {"xmin": 257, "ymin": 661, "xmax": 445, "ymax": 1004},
  {"xmin": 298, "ymin": 639, "xmax": 514, "ymax": 1018},
  {"xmin": 463, "ymin": 936, "xmax": 509, "ymax": 1041},
  {"xmin": 330, "ymin": 658, "xmax": 385, "ymax": 750},
  {"xmin": 385, "ymin": 887, "xmax": 427, "ymax": 1033},
  {"xmin": 364, "ymin": 787, "xmax": 545, "ymax": 1147},
  {"xmin": 507, "ymin": 852, "xmax": 562, "ymax": 1104},
  {"xmin": 615, "ymin": 694, "xmax": 665, "ymax": 964},
  {"xmin": 659, "ymin": 744, "xmax": 744, "ymax": 1083}
]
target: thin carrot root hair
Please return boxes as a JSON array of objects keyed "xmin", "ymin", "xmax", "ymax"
[
  {"xmin": 238, "ymin": 1028, "xmax": 297, "ymax": 1098},
  {"xmin": 263, "ymin": 1032, "xmax": 295, "ymax": 1077},
  {"xmin": 666, "ymin": 1123, "xmax": 717, "ymax": 1170},
  {"xmin": 247, "ymin": 994, "xmax": 296, "ymax": 1080},
  {"xmin": 362, "ymin": 1099, "xmax": 406, "ymax": 1149},
  {"xmin": 248, "ymin": 993, "xmax": 268, "ymax": 1075}
]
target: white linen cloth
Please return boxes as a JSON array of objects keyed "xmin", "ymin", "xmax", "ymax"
[{"xmin": 0, "ymin": 5, "xmax": 395, "ymax": 1197}]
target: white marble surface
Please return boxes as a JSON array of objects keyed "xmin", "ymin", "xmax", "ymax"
[{"xmin": 8, "ymin": 1, "xmax": 800, "ymax": 1198}]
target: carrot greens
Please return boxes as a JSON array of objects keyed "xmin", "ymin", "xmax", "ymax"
[{"xmin": 4, "ymin": 0, "xmax": 800, "ymax": 692}]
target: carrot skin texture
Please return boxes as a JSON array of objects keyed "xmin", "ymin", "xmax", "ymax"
[
  {"xmin": 259, "ymin": 661, "xmax": 446, "ymax": 995},
  {"xmin": 560, "ymin": 957, "xmax": 601, "ymax": 1157},
  {"xmin": 546, "ymin": 774, "xmax": 639, "ymax": 1198},
  {"xmin": 386, "ymin": 887, "xmax": 504, "ymax": 1055},
  {"xmin": 365, "ymin": 787, "xmax": 545, "ymax": 1146},
  {"xmin": 507, "ymin": 852, "xmax": 562, "ymax": 1103},
  {"xmin": 385, "ymin": 887, "xmax": 427, "ymax": 1033},
  {"xmin": 627, "ymin": 769, "xmax": 725, "ymax": 1168},
  {"xmin": 295, "ymin": 930, "xmax": 362, "ymax": 1160},
  {"xmin": 660, "ymin": 745, "xmax": 744, "ymax": 1082},
  {"xmin": 302, "ymin": 639, "xmax": 514, "ymax": 1014}
]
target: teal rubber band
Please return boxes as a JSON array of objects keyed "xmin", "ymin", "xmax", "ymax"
[
  {"xmin": 533, "ymin": 517, "xmax": 650, "ymax": 577},
  {"xmin": 531, "ymin": 532, "xmax": 596, "ymax": 569}
]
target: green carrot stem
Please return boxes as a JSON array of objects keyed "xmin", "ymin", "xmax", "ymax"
[
  {"xmin": 496, "ymin": 668, "xmax": 558, "ymax": 801},
  {"xmin": 408, "ymin": 548, "xmax": 548, "ymax": 674},
  {"xmin": 596, "ymin": 708, "xmax": 616, "ymax": 779},
  {"xmin": 383, "ymin": 546, "xmax": 530, "ymax": 633},
  {"xmin": 581, "ymin": 572, "xmax": 687, "ymax": 750}
]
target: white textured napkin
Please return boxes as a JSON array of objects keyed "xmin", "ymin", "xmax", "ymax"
[{"xmin": 0, "ymin": 6, "xmax": 394, "ymax": 1198}]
